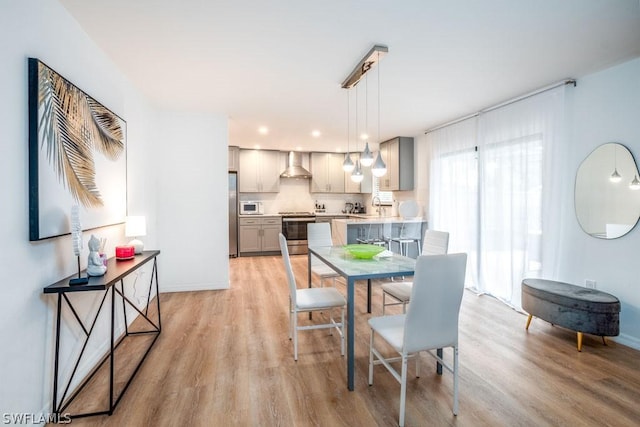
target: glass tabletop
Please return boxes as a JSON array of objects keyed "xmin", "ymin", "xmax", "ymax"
[{"xmin": 309, "ymin": 246, "xmax": 416, "ymax": 280}]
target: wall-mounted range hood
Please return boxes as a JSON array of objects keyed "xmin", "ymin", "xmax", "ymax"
[{"xmin": 280, "ymin": 151, "xmax": 312, "ymax": 179}]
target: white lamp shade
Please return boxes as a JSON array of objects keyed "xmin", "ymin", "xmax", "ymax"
[
  {"xmin": 343, "ymin": 153, "xmax": 355, "ymax": 172},
  {"xmin": 125, "ymin": 216, "xmax": 147, "ymax": 237},
  {"xmin": 125, "ymin": 216, "xmax": 146, "ymax": 254},
  {"xmin": 371, "ymin": 151, "xmax": 387, "ymax": 177},
  {"xmin": 360, "ymin": 142, "xmax": 374, "ymax": 167}
]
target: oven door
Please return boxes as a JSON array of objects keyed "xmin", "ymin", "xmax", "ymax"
[{"xmin": 282, "ymin": 217, "xmax": 315, "ymax": 255}]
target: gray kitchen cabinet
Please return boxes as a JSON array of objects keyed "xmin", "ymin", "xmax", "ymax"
[
  {"xmin": 378, "ymin": 137, "xmax": 414, "ymax": 191},
  {"xmin": 239, "ymin": 216, "xmax": 282, "ymax": 255},
  {"xmin": 310, "ymin": 152, "xmax": 345, "ymax": 193},
  {"xmin": 239, "ymin": 149, "xmax": 281, "ymax": 192},
  {"xmin": 228, "ymin": 146, "xmax": 240, "ymax": 172}
]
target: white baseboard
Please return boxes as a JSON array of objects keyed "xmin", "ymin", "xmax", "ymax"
[
  {"xmin": 612, "ymin": 333, "xmax": 640, "ymax": 351},
  {"xmin": 160, "ymin": 283, "xmax": 229, "ymax": 292}
]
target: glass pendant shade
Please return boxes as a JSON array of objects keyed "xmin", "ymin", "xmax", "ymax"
[
  {"xmin": 371, "ymin": 152, "xmax": 387, "ymax": 177},
  {"xmin": 351, "ymin": 161, "xmax": 364, "ymax": 183},
  {"xmin": 360, "ymin": 142, "xmax": 374, "ymax": 167},
  {"xmin": 343, "ymin": 153, "xmax": 355, "ymax": 172},
  {"xmin": 630, "ymin": 175, "xmax": 640, "ymax": 190},
  {"xmin": 610, "ymin": 168, "xmax": 622, "ymax": 183}
]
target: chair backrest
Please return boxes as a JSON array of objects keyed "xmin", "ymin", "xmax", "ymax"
[
  {"xmin": 307, "ymin": 222, "xmax": 333, "ymax": 247},
  {"xmin": 421, "ymin": 230, "xmax": 450, "ymax": 256},
  {"xmin": 403, "ymin": 253, "xmax": 467, "ymax": 354},
  {"xmin": 307, "ymin": 222, "xmax": 333, "ymax": 267},
  {"xmin": 279, "ymin": 233, "xmax": 297, "ymax": 305}
]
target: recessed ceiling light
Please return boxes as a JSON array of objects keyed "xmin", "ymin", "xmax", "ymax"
[
  {"xmin": 311, "ymin": 130, "xmax": 321, "ymax": 138},
  {"xmin": 360, "ymin": 133, "xmax": 368, "ymax": 140},
  {"xmin": 258, "ymin": 126, "xmax": 268, "ymax": 135},
  {"xmin": 254, "ymin": 144, "xmax": 261, "ymax": 149},
  {"xmin": 295, "ymin": 146, "xmax": 302, "ymax": 151}
]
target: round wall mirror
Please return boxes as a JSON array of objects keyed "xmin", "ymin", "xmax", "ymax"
[{"xmin": 575, "ymin": 142, "xmax": 640, "ymax": 239}]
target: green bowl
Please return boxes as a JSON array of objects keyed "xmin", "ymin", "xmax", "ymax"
[{"xmin": 343, "ymin": 244, "xmax": 385, "ymax": 259}]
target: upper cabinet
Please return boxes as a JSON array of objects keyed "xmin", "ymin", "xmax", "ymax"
[
  {"xmin": 378, "ymin": 137, "xmax": 414, "ymax": 191},
  {"xmin": 239, "ymin": 149, "xmax": 281, "ymax": 192},
  {"xmin": 310, "ymin": 152, "xmax": 345, "ymax": 193},
  {"xmin": 228, "ymin": 146, "xmax": 239, "ymax": 172}
]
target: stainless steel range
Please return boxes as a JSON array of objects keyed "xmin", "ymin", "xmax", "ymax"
[{"xmin": 280, "ymin": 212, "xmax": 316, "ymax": 255}]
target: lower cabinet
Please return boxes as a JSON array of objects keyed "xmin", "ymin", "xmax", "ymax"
[{"xmin": 239, "ymin": 216, "xmax": 282, "ymax": 255}]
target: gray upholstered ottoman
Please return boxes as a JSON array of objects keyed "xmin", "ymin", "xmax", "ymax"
[{"xmin": 521, "ymin": 278, "xmax": 620, "ymax": 351}]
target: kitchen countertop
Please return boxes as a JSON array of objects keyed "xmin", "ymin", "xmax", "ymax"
[{"xmin": 334, "ymin": 216, "xmax": 426, "ymax": 224}]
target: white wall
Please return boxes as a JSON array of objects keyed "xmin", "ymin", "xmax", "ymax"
[
  {"xmin": 559, "ymin": 57, "xmax": 640, "ymax": 349},
  {"xmin": 0, "ymin": 0, "xmax": 230, "ymax": 417},
  {"xmin": 155, "ymin": 111, "xmax": 230, "ymax": 291}
]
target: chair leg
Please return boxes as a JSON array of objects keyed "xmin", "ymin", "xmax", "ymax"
[
  {"xmin": 453, "ymin": 345, "xmax": 459, "ymax": 415},
  {"xmin": 382, "ymin": 292, "xmax": 387, "ymax": 315},
  {"xmin": 368, "ymin": 330, "xmax": 375, "ymax": 385},
  {"xmin": 293, "ymin": 312, "xmax": 298, "ymax": 361},
  {"xmin": 399, "ymin": 354, "xmax": 408, "ymax": 427},
  {"xmin": 525, "ymin": 314, "xmax": 533, "ymax": 330},
  {"xmin": 402, "ymin": 301, "xmax": 407, "ymax": 314},
  {"xmin": 415, "ymin": 351, "xmax": 420, "ymax": 377},
  {"xmin": 340, "ymin": 307, "xmax": 345, "ymax": 356}
]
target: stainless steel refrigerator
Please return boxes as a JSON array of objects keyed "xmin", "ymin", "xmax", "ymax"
[{"xmin": 229, "ymin": 172, "xmax": 238, "ymax": 257}]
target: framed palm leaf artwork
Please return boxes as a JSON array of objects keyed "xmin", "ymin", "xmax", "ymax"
[{"xmin": 28, "ymin": 58, "xmax": 127, "ymax": 241}]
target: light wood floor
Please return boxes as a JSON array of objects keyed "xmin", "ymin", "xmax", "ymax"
[{"xmin": 65, "ymin": 255, "xmax": 640, "ymax": 427}]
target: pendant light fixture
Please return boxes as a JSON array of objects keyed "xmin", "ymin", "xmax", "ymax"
[
  {"xmin": 371, "ymin": 50, "xmax": 387, "ymax": 178},
  {"xmin": 351, "ymin": 83, "xmax": 364, "ymax": 183},
  {"xmin": 359, "ymin": 74, "xmax": 374, "ymax": 167},
  {"xmin": 610, "ymin": 144, "xmax": 622, "ymax": 183},
  {"xmin": 343, "ymin": 89, "xmax": 354, "ymax": 172},
  {"xmin": 630, "ymin": 175, "xmax": 640, "ymax": 190}
]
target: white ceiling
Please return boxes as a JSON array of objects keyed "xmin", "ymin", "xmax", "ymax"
[{"xmin": 59, "ymin": 0, "xmax": 640, "ymax": 152}]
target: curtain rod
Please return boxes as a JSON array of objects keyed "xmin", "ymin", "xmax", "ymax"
[{"xmin": 424, "ymin": 79, "xmax": 576, "ymax": 134}]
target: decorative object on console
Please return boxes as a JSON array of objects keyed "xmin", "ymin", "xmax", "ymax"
[
  {"xmin": 115, "ymin": 245, "xmax": 135, "ymax": 260},
  {"xmin": 69, "ymin": 205, "xmax": 88, "ymax": 286},
  {"xmin": 125, "ymin": 215, "xmax": 146, "ymax": 254},
  {"xmin": 28, "ymin": 58, "xmax": 127, "ymax": 241},
  {"xmin": 87, "ymin": 235, "xmax": 107, "ymax": 276}
]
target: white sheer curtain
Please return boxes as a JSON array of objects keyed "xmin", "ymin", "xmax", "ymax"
[
  {"xmin": 427, "ymin": 86, "xmax": 567, "ymax": 309},
  {"xmin": 427, "ymin": 118, "xmax": 479, "ymax": 289}
]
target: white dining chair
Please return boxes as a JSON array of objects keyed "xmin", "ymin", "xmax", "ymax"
[
  {"xmin": 368, "ymin": 253, "xmax": 467, "ymax": 427},
  {"xmin": 381, "ymin": 229, "xmax": 450, "ymax": 314},
  {"xmin": 307, "ymin": 222, "xmax": 341, "ymax": 287},
  {"xmin": 279, "ymin": 233, "xmax": 346, "ymax": 361}
]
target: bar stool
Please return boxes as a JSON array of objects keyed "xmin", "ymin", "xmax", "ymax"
[
  {"xmin": 389, "ymin": 222, "xmax": 421, "ymax": 256},
  {"xmin": 356, "ymin": 224, "xmax": 390, "ymax": 248},
  {"xmin": 388, "ymin": 201, "xmax": 421, "ymax": 257}
]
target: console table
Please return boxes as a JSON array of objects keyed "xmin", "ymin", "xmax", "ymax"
[{"xmin": 43, "ymin": 250, "xmax": 161, "ymax": 418}]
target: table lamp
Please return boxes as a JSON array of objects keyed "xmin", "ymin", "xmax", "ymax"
[{"xmin": 125, "ymin": 215, "xmax": 147, "ymax": 254}]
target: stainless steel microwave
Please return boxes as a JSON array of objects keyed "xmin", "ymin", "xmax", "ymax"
[{"xmin": 239, "ymin": 201, "xmax": 264, "ymax": 215}]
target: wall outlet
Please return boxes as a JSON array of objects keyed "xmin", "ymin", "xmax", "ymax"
[{"xmin": 585, "ymin": 279, "xmax": 596, "ymax": 289}]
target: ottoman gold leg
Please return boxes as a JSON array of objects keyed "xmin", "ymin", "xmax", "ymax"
[
  {"xmin": 525, "ymin": 314, "xmax": 533, "ymax": 330},
  {"xmin": 577, "ymin": 332, "xmax": 583, "ymax": 352},
  {"xmin": 602, "ymin": 336, "xmax": 607, "ymax": 346}
]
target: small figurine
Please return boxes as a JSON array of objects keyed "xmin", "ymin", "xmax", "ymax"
[{"xmin": 87, "ymin": 234, "xmax": 107, "ymax": 277}]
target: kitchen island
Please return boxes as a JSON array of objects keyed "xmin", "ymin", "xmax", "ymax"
[{"xmin": 332, "ymin": 216, "xmax": 428, "ymax": 258}]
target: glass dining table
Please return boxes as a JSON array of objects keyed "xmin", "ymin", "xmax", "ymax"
[{"xmin": 307, "ymin": 245, "xmax": 416, "ymax": 391}]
